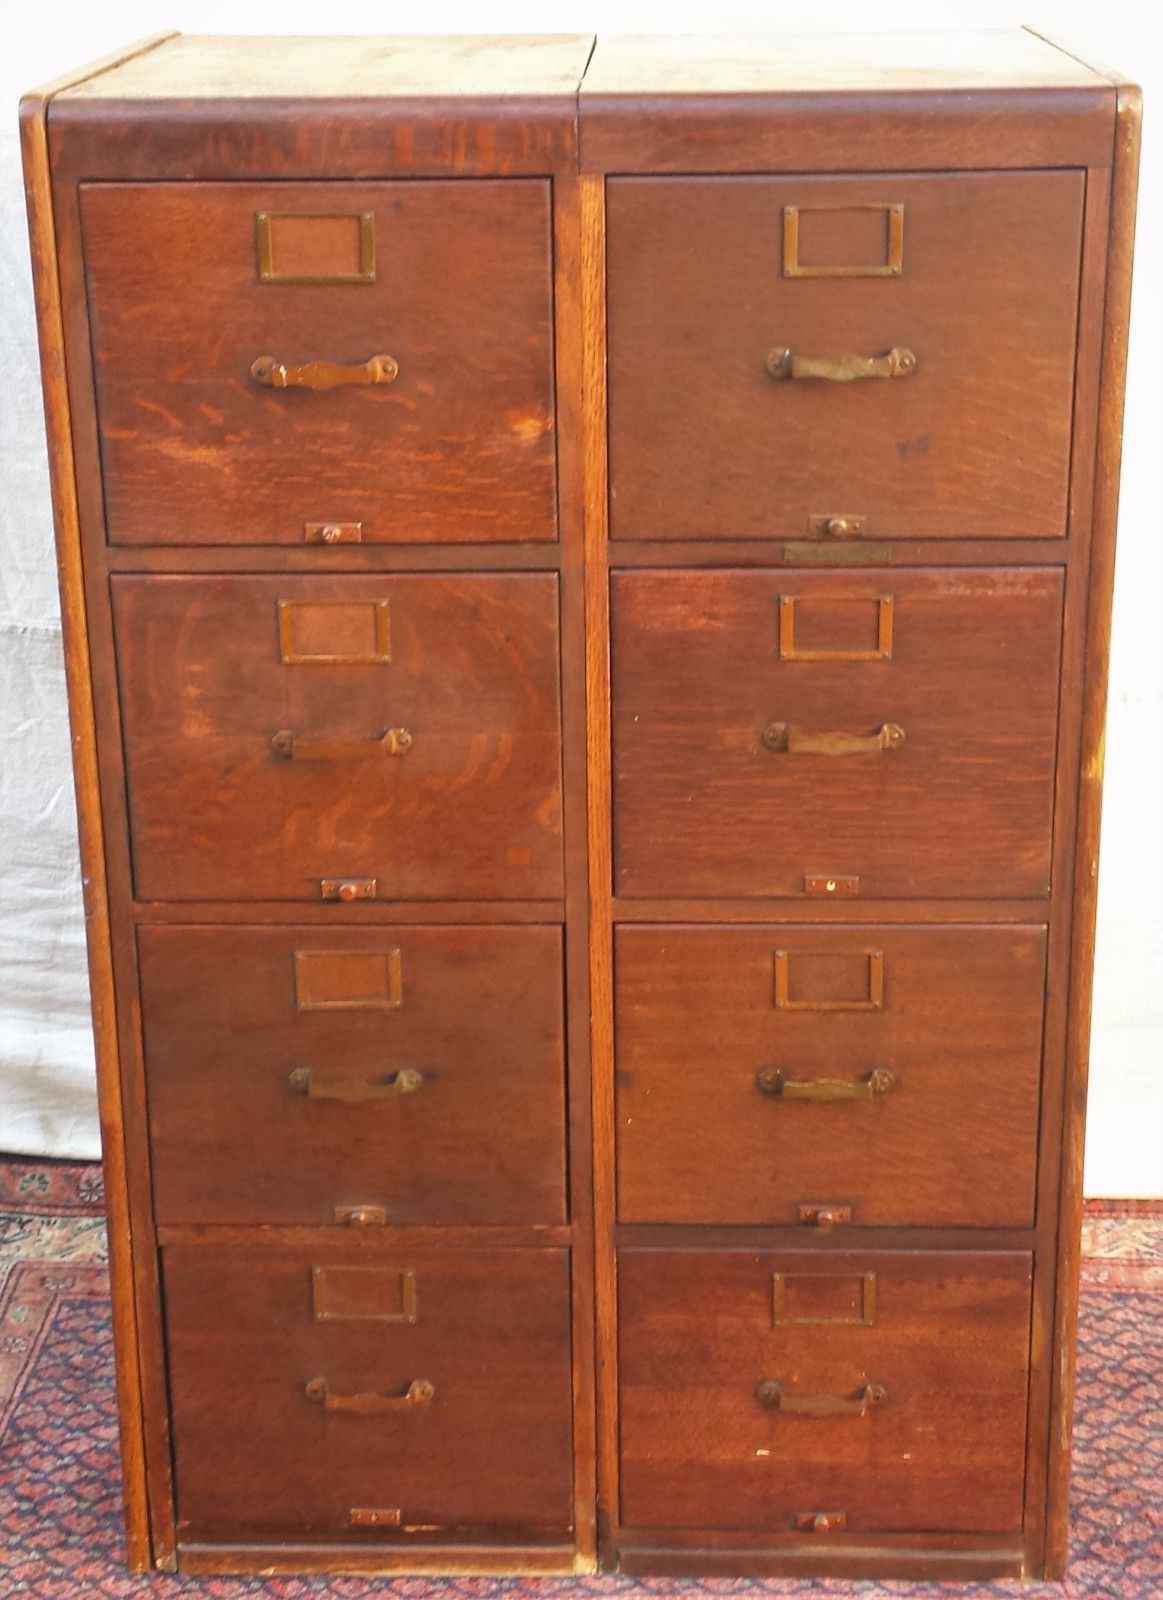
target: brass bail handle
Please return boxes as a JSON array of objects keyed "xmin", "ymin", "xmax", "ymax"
[
  {"xmin": 755, "ymin": 1379, "xmax": 887, "ymax": 1417},
  {"xmin": 287, "ymin": 1066, "xmax": 424, "ymax": 1102},
  {"xmin": 756, "ymin": 1066, "xmax": 898, "ymax": 1102},
  {"xmin": 250, "ymin": 353, "xmax": 399, "ymax": 391},
  {"xmin": 761, "ymin": 722, "xmax": 905, "ymax": 757},
  {"xmin": 305, "ymin": 1376, "xmax": 435, "ymax": 1415},
  {"xmin": 270, "ymin": 728, "xmax": 413, "ymax": 761},
  {"xmin": 766, "ymin": 346, "xmax": 916, "ymax": 382}
]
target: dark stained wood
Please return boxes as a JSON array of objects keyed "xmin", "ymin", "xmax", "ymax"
[
  {"xmin": 139, "ymin": 924, "xmax": 566, "ymax": 1227},
  {"xmin": 163, "ymin": 1244, "xmax": 574, "ymax": 1543},
  {"xmin": 111, "ymin": 573, "xmax": 563, "ymax": 902},
  {"xmin": 611, "ymin": 568, "xmax": 1063, "ymax": 900},
  {"xmin": 81, "ymin": 180, "xmax": 557, "ymax": 545},
  {"xmin": 619, "ymin": 1248, "xmax": 1032, "ymax": 1535},
  {"xmin": 607, "ymin": 173, "xmax": 1083, "ymax": 541},
  {"xmin": 616, "ymin": 924, "xmax": 1048, "ymax": 1228}
]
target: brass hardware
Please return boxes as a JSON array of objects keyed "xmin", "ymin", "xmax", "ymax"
[
  {"xmin": 333, "ymin": 1204, "xmax": 388, "ymax": 1226},
  {"xmin": 319, "ymin": 878, "xmax": 378, "ymax": 903},
  {"xmin": 784, "ymin": 542, "xmax": 891, "ymax": 566},
  {"xmin": 778, "ymin": 594, "xmax": 894, "ymax": 661},
  {"xmin": 773, "ymin": 1272, "xmax": 877, "ymax": 1328},
  {"xmin": 256, "ymin": 211, "xmax": 376, "ymax": 284},
  {"xmin": 272, "ymin": 728, "xmax": 412, "ymax": 761},
  {"xmin": 288, "ymin": 1066, "xmax": 423, "ymax": 1101},
  {"xmin": 277, "ymin": 598, "xmax": 391, "ymax": 664},
  {"xmin": 783, "ymin": 202, "xmax": 904, "ymax": 279},
  {"xmin": 761, "ymin": 722, "xmax": 905, "ymax": 755},
  {"xmin": 312, "ymin": 1267, "xmax": 419, "ymax": 1324},
  {"xmin": 797, "ymin": 1203, "xmax": 853, "ymax": 1231},
  {"xmin": 775, "ymin": 949, "xmax": 884, "ymax": 1012},
  {"xmin": 250, "ymin": 353, "xmax": 398, "ymax": 390},
  {"xmin": 757, "ymin": 1066, "xmax": 897, "ymax": 1102},
  {"xmin": 304, "ymin": 1376, "xmax": 435, "ymax": 1414},
  {"xmin": 794, "ymin": 1511, "xmax": 848, "ymax": 1533},
  {"xmin": 305, "ymin": 521, "xmax": 362, "ymax": 545},
  {"xmin": 349, "ymin": 1508, "xmax": 402, "ymax": 1528},
  {"xmin": 756, "ymin": 1379, "xmax": 886, "ymax": 1417},
  {"xmin": 804, "ymin": 874, "xmax": 860, "ymax": 897},
  {"xmin": 810, "ymin": 514, "xmax": 867, "ymax": 539},
  {"xmin": 294, "ymin": 948, "xmax": 403, "ymax": 1010},
  {"xmin": 766, "ymin": 346, "xmax": 916, "ymax": 382}
]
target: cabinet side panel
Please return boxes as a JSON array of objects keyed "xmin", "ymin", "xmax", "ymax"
[
  {"xmin": 16, "ymin": 43, "xmax": 173, "ymax": 1571},
  {"xmin": 1046, "ymin": 83, "xmax": 1142, "ymax": 1580}
]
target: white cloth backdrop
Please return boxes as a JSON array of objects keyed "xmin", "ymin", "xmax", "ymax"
[{"xmin": 0, "ymin": 0, "xmax": 1160, "ymax": 1191}]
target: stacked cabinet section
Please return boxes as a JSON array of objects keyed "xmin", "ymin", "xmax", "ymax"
[
  {"xmin": 603, "ymin": 169, "xmax": 1082, "ymax": 1562},
  {"xmin": 78, "ymin": 177, "xmax": 580, "ymax": 1560}
]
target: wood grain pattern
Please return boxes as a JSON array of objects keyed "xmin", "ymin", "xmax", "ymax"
[
  {"xmin": 619, "ymin": 1247, "xmax": 1032, "ymax": 1535},
  {"xmin": 81, "ymin": 181, "xmax": 557, "ymax": 545},
  {"xmin": 615, "ymin": 924, "xmax": 1048, "ymax": 1228},
  {"xmin": 163, "ymin": 1244, "xmax": 574, "ymax": 1544},
  {"xmin": 23, "ymin": 25, "xmax": 1138, "ymax": 1583},
  {"xmin": 611, "ymin": 568, "xmax": 1064, "ymax": 900},
  {"xmin": 111, "ymin": 574, "xmax": 564, "ymax": 902},
  {"xmin": 607, "ymin": 173, "xmax": 1083, "ymax": 541},
  {"xmin": 139, "ymin": 924, "xmax": 567, "ymax": 1227},
  {"xmin": 17, "ymin": 31, "xmax": 178, "ymax": 1575}
]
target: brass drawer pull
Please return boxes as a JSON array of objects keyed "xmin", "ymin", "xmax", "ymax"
[
  {"xmin": 755, "ymin": 1379, "xmax": 887, "ymax": 1417},
  {"xmin": 766, "ymin": 346, "xmax": 916, "ymax": 382},
  {"xmin": 250, "ymin": 353, "xmax": 399, "ymax": 390},
  {"xmin": 270, "ymin": 727, "xmax": 412, "ymax": 761},
  {"xmin": 288, "ymin": 1066, "xmax": 423, "ymax": 1102},
  {"xmin": 305, "ymin": 1376, "xmax": 435, "ymax": 1415},
  {"xmin": 761, "ymin": 722, "xmax": 904, "ymax": 756},
  {"xmin": 757, "ymin": 1066, "xmax": 897, "ymax": 1102}
]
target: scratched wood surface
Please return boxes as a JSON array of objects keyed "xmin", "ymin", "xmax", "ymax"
[{"xmin": 81, "ymin": 181, "xmax": 558, "ymax": 545}]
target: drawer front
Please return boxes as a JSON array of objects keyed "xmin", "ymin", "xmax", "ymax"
[
  {"xmin": 112, "ymin": 574, "xmax": 563, "ymax": 901},
  {"xmin": 141, "ymin": 925, "xmax": 567, "ymax": 1227},
  {"xmin": 164, "ymin": 1245, "xmax": 574, "ymax": 1541},
  {"xmin": 607, "ymin": 171, "xmax": 1082, "ymax": 540},
  {"xmin": 612, "ymin": 568, "xmax": 1063, "ymax": 899},
  {"xmin": 81, "ymin": 180, "xmax": 556, "ymax": 545},
  {"xmin": 616, "ymin": 925, "xmax": 1047, "ymax": 1228},
  {"xmin": 619, "ymin": 1248, "xmax": 1032, "ymax": 1535}
]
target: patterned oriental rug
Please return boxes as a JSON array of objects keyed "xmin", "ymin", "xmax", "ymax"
[{"xmin": 0, "ymin": 1158, "xmax": 1159, "ymax": 1599}]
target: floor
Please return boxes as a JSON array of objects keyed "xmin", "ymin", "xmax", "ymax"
[{"xmin": 0, "ymin": 1157, "xmax": 1159, "ymax": 1599}]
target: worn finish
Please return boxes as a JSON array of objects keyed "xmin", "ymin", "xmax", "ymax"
[
  {"xmin": 163, "ymin": 1244, "xmax": 574, "ymax": 1543},
  {"xmin": 616, "ymin": 925, "xmax": 1048, "ymax": 1228},
  {"xmin": 82, "ymin": 181, "xmax": 557, "ymax": 545},
  {"xmin": 140, "ymin": 925, "xmax": 567, "ymax": 1227},
  {"xmin": 22, "ymin": 26, "xmax": 1137, "ymax": 1585},
  {"xmin": 112, "ymin": 573, "xmax": 564, "ymax": 902},
  {"xmin": 619, "ymin": 1248, "xmax": 1033, "ymax": 1536},
  {"xmin": 611, "ymin": 568, "xmax": 1063, "ymax": 899},
  {"xmin": 608, "ymin": 173, "xmax": 1083, "ymax": 541}
]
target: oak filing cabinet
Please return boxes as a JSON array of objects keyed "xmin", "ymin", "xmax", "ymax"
[{"xmin": 22, "ymin": 28, "xmax": 1140, "ymax": 1582}]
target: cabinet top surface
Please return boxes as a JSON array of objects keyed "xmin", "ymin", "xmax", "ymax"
[
  {"xmin": 57, "ymin": 33, "xmax": 597, "ymax": 101},
  {"xmin": 54, "ymin": 28, "xmax": 1105, "ymax": 103}
]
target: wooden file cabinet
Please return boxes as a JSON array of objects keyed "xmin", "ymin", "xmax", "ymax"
[{"xmin": 22, "ymin": 27, "xmax": 1140, "ymax": 1582}]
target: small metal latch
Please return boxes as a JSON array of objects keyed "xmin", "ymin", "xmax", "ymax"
[{"xmin": 320, "ymin": 878, "xmax": 377, "ymax": 902}]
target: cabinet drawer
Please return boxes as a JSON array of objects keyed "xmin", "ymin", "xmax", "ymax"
[
  {"xmin": 141, "ymin": 925, "xmax": 566, "ymax": 1227},
  {"xmin": 616, "ymin": 924, "xmax": 1046, "ymax": 1228},
  {"xmin": 81, "ymin": 180, "xmax": 557, "ymax": 545},
  {"xmin": 112, "ymin": 574, "xmax": 563, "ymax": 902},
  {"xmin": 607, "ymin": 171, "xmax": 1082, "ymax": 541},
  {"xmin": 619, "ymin": 1248, "xmax": 1032, "ymax": 1535},
  {"xmin": 612, "ymin": 568, "xmax": 1062, "ymax": 899},
  {"xmin": 164, "ymin": 1245, "xmax": 574, "ymax": 1542}
]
